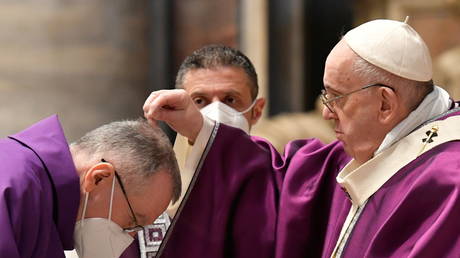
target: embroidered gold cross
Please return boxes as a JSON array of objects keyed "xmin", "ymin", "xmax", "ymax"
[{"xmin": 418, "ymin": 125, "xmax": 439, "ymax": 155}]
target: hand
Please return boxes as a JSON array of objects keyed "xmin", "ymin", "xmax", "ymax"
[{"xmin": 143, "ymin": 89, "xmax": 203, "ymax": 143}]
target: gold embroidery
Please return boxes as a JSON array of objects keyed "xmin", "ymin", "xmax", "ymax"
[{"xmin": 418, "ymin": 125, "xmax": 439, "ymax": 155}]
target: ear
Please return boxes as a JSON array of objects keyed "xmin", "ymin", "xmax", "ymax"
[
  {"xmin": 249, "ymin": 98, "xmax": 266, "ymax": 125},
  {"xmin": 378, "ymin": 87, "xmax": 399, "ymax": 124},
  {"xmin": 82, "ymin": 162, "xmax": 115, "ymax": 193}
]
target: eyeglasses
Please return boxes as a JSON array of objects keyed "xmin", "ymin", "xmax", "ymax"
[
  {"xmin": 320, "ymin": 83, "xmax": 395, "ymax": 113},
  {"xmin": 101, "ymin": 159, "xmax": 144, "ymax": 233}
]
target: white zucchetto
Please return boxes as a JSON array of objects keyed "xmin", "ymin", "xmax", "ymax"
[{"xmin": 344, "ymin": 17, "xmax": 432, "ymax": 82}]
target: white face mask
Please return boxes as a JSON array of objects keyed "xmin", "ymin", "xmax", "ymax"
[
  {"xmin": 74, "ymin": 175, "xmax": 134, "ymax": 258},
  {"xmin": 200, "ymin": 100, "xmax": 257, "ymax": 134}
]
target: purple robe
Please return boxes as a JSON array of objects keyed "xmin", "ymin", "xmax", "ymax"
[
  {"xmin": 159, "ymin": 111, "xmax": 460, "ymax": 257},
  {"xmin": 0, "ymin": 115, "xmax": 80, "ymax": 257},
  {"xmin": 0, "ymin": 115, "xmax": 141, "ymax": 258}
]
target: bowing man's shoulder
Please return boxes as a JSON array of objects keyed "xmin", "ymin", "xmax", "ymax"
[{"xmin": 0, "ymin": 137, "xmax": 46, "ymax": 204}]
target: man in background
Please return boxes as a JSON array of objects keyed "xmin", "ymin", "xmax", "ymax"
[
  {"xmin": 175, "ymin": 44, "xmax": 265, "ymax": 133},
  {"xmin": 169, "ymin": 44, "xmax": 265, "ymax": 216},
  {"xmin": 139, "ymin": 45, "xmax": 266, "ymax": 257}
]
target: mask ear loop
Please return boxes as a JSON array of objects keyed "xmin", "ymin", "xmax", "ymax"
[
  {"xmin": 108, "ymin": 174, "xmax": 119, "ymax": 257},
  {"xmin": 80, "ymin": 192, "xmax": 90, "ymax": 227},
  {"xmin": 238, "ymin": 99, "xmax": 258, "ymax": 115},
  {"xmin": 78, "ymin": 191, "xmax": 90, "ymax": 256},
  {"xmin": 108, "ymin": 174, "xmax": 116, "ymax": 221}
]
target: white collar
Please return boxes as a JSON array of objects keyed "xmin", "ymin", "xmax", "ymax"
[
  {"xmin": 337, "ymin": 114, "xmax": 460, "ymax": 206},
  {"xmin": 375, "ymin": 86, "xmax": 451, "ymax": 154}
]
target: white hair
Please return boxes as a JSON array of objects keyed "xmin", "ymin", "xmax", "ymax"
[{"xmin": 352, "ymin": 55, "xmax": 433, "ymax": 111}]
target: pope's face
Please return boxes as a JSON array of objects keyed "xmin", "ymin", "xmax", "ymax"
[
  {"xmin": 322, "ymin": 40, "xmax": 386, "ymax": 163},
  {"xmin": 181, "ymin": 66, "xmax": 264, "ymax": 127}
]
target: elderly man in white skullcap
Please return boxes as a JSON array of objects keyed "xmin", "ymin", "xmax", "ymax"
[{"xmin": 143, "ymin": 18, "xmax": 460, "ymax": 258}]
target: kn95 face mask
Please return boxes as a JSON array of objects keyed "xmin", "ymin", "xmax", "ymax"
[
  {"xmin": 200, "ymin": 100, "xmax": 256, "ymax": 134},
  {"xmin": 74, "ymin": 175, "xmax": 134, "ymax": 258}
]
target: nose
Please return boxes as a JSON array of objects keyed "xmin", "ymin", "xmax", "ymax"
[
  {"xmin": 322, "ymin": 106, "xmax": 337, "ymax": 120},
  {"xmin": 211, "ymin": 96, "xmax": 221, "ymax": 103}
]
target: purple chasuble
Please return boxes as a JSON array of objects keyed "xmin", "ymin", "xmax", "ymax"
[
  {"xmin": 0, "ymin": 115, "xmax": 80, "ymax": 257},
  {"xmin": 160, "ymin": 111, "xmax": 460, "ymax": 258},
  {"xmin": 335, "ymin": 111, "xmax": 460, "ymax": 258},
  {"xmin": 121, "ymin": 240, "xmax": 141, "ymax": 258},
  {"xmin": 159, "ymin": 123, "xmax": 350, "ymax": 258}
]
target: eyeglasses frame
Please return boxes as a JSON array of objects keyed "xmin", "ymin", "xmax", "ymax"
[
  {"xmin": 101, "ymin": 158, "xmax": 144, "ymax": 233},
  {"xmin": 321, "ymin": 83, "xmax": 395, "ymax": 113}
]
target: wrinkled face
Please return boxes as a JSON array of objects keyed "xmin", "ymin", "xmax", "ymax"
[
  {"xmin": 181, "ymin": 66, "xmax": 264, "ymax": 127},
  {"xmin": 322, "ymin": 40, "xmax": 385, "ymax": 163}
]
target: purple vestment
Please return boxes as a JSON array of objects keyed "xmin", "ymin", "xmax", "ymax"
[
  {"xmin": 159, "ymin": 111, "xmax": 460, "ymax": 257},
  {"xmin": 0, "ymin": 115, "xmax": 80, "ymax": 257},
  {"xmin": 0, "ymin": 115, "xmax": 141, "ymax": 258}
]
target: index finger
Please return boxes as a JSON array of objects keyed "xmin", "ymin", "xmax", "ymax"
[{"xmin": 143, "ymin": 91, "xmax": 162, "ymax": 113}]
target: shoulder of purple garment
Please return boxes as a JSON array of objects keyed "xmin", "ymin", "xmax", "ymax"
[
  {"xmin": 8, "ymin": 114, "xmax": 65, "ymax": 152},
  {"xmin": 8, "ymin": 114, "xmax": 80, "ymax": 250}
]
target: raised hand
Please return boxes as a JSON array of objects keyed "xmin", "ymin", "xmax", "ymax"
[{"xmin": 143, "ymin": 89, "xmax": 204, "ymax": 143}]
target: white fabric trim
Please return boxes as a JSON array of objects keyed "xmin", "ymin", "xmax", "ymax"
[
  {"xmin": 64, "ymin": 250, "xmax": 79, "ymax": 258},
  {"xmin": 375, "ymin": 86, "xmax": 450, "ymax": 155},
  {"xmin": 333, "ymin": 114, "xmax": 460, "ymax": 257},
  {"xmin": 331, "ymin": 204, "xmax": 359, "ymax": 258},
  {"xmin": 338, "ymin": 114, "xmax": 460, "ymax": 206},
  {"xmin": 166, "ymin": 116, "xmax": 216, "ymax": 217}
]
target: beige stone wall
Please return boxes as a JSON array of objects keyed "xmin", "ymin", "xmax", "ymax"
[
  {"xmin": 239, "ymin": 0, "xmax": 268, "ymax": 113},
  {"xmin": 0, "ymin": 0, "xmax": 150, "ymax": 141}
]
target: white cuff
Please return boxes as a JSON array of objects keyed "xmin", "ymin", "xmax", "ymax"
[
  {"xmin": 166, "ymin": 116, "xmax": 215, "ymax": 217},
  {"xmin": 185, "ymin": 116, "xmax": 215, "ymax": 171}
]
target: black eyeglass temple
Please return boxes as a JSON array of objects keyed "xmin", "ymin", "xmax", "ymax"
[
  {"xmin": 101, "ymin": 159, "xmax": 139, "ymax": 225},
  {"xmin": 113, "ymin": 172, "xmax": 139, "ymax": 224}
]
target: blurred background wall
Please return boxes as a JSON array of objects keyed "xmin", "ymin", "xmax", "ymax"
[
  {"xmin": 0, "ymin": 0, "xmax": 150, "ymax": 141},
  {"xmin": 2, "ymin": 0, "xmax": 460, "ymax": 146}
]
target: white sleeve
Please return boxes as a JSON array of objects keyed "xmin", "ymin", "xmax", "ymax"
[
  {"xmin": 166, "ymin": 117, "xmax": 216, "ymax": 217},
  {"xmin": 64, "ymin": 250, "xmax": 79, "ymax": 258}
]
